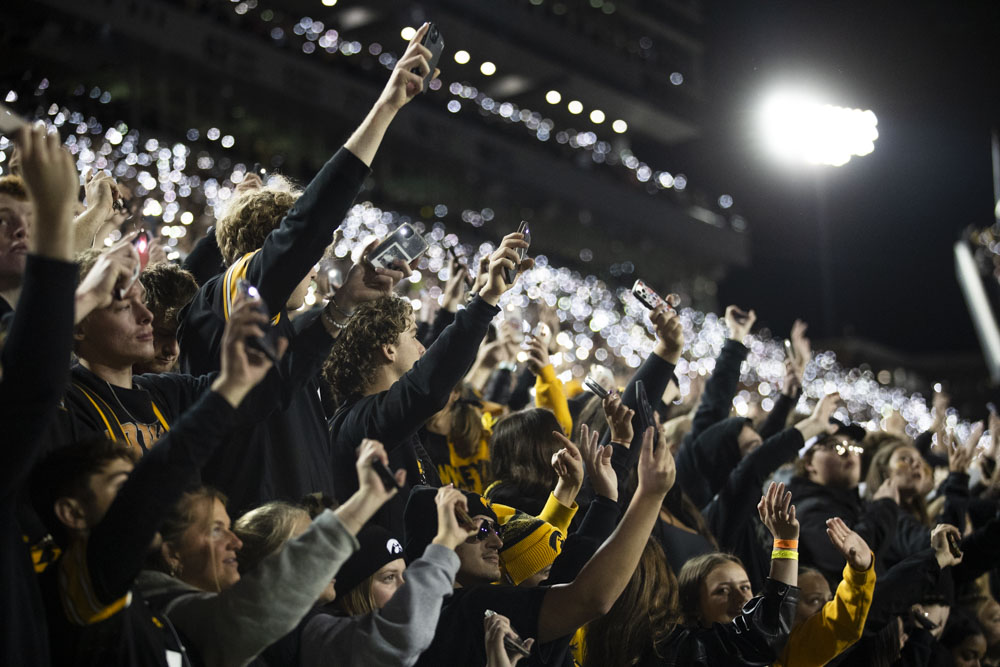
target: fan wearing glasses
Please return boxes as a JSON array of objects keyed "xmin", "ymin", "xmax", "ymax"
[{"xmin": 789, "ymin": 419, "xmax": 901, "ymax": 582}]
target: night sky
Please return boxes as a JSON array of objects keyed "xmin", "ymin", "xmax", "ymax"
[{"xmin": 676, "ymin": 0, "xmax": 1000, "ymax": 355}]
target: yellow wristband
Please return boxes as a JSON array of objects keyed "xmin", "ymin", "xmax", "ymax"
[{"xmin": 771, "ymin": 549, "xmax": 799, "ymax": 560}]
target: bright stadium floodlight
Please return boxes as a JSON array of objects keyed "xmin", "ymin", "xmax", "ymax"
[{"xmin": 760, "ymin": 92, "xmax": 878, "ymax": 167}]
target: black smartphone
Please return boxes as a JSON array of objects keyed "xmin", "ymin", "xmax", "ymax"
[
  {"xmin": 635, "ymin": 380, "xmax": 659, "ymax": 448},
  {"xmin": 483, "ymin": 610, "xmax": 532, "ymax": 658},
  {"xmin": 502, "ymin": 221, "xmax": 529, "ymax": 285},
  {"xmin": 236, "ymin": 279, "xmax": 280, "ymax": 364},
  {"xmin": 371, "ymin": 458, "xmax": 401, "ymax": 492},
  {"xmin": 414, "ymin": 23, "xmax": 445, "ymax": 93},
  {"xmin": 946, "ymin": 531, "xmax": 963, "ymax": 559},
  {"xmin": 631, "ymin": 279, "xmax": 664, "ymax": 310},
  {"xmin": 584, "ymin": 376, "xmax": 610, "ymax": 400},
  {"xmin": 0, "ymin": 102, "xmax": 29, "ymax": 134},
  {"xmin": 783, "ymin": 339, "xmax": 794, "ymax": 361},
  {"xmin": 446, "ymin": 245, "xmax": 474, "ymax": 286}
]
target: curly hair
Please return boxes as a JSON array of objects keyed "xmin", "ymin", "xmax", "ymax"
[
  {"xmin": 0, "ymin": 175, "xmax": 28, "ymax": 200},
  {"xmin": 140, "ymin": 262, "xmax": 198, "ymax": 327},
  {"xmin": 322, "ymin": 295, "xmax": 413, "ymax": 402},
  {"xmin": 215, "ymin": 175, "xmax": 301, "ymax": 265}
]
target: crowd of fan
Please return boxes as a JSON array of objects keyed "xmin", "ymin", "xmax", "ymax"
[{"xmin": 3, "ymin": 24, "xmax": 1000, "ymax": 667}]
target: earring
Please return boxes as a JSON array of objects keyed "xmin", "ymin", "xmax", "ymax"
[{"xmin": 169, "ymin": 562, "xmax": 183, "ymax": 577}]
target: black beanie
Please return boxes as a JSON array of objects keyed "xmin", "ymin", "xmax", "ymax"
[
  {"xmin": 334, "ymin": 524, "xmax": 405, "ymax": 599},
  {"xmin": 403, "ymin": 485, "xmax": 497, "ymax": 563}
]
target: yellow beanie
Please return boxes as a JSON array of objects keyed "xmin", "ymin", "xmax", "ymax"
[{"xmin": 499, "ymin": 513, "xmax": 564, "ymax": 585}]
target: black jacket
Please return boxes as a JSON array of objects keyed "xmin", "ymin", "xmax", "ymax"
[
  {"xmin": 676, "ymin": 339, "xmax": 748, "ymax": 508},
  {"xmin": 656, "ymin": 578, "xmax": 799, "ymax": 666},
  {"xmin": 329, "ymin": 296, "xmax": 499, "ymax": 533},
  {"xmin": 177, "ymin": 147, "xmax": 369, "ymax": 513},
  {"xmin": 787, "ymin": 476, "xmax": 899, "ymax": 582}
]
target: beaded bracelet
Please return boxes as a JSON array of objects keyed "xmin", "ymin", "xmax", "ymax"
[
  {"xmin": 771, "ymin": 549, "xmax": 799, "ymax": 560},
  {"xmin": 321, "ymin": 308, "xmax": 348, "ymax": 331}
]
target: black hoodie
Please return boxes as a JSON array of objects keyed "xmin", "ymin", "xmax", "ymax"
[{"xmin": 787, "ymin": 476, "xmax": 899, "ymax": 582}]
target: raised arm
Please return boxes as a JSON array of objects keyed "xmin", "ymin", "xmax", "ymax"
[
  {"xmin": 243, "ymin": 25, "xmax": 434, "ymax": 315},
  {"xmin": 0, "ymin": 125, "xmax": 78, "ymax": 489},
  {"xmin": 87, "ymin": 301, "xmax": 280, "ymax": 602},
  {"xmin": 536, "ymin": 426, "xmax": 673, "ymax": 642}
]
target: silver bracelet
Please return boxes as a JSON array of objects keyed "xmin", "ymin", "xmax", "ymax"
[
  {"xmin": 322, "ymin": 308, "xmax": 349, "ymax": 331},
  {"xmin": 329, "ymin": 295, "xmax": 356, "ymax": 320}
]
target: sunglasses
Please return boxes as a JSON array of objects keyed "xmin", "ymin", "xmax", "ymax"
[{"xmin": 468, "ymin": 518, "xmax": 500, "ymax": 543}]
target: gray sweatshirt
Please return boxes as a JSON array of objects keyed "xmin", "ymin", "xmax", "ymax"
[
  {"xmin": 137, "ymin": 509, "xmax": 359, "ymax": 667},
  {"xmin": 300, "ymin": 543, "xmax": 460, "ymax": 667}
]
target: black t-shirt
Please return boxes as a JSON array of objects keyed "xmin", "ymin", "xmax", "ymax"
[{"xmin": 414, "ymin": 584, "xmax": 549, "ymax": 667}]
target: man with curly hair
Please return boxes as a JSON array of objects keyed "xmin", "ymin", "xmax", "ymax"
[
  {"xmin": 176, "ymin": 24, "xmax": 437, "ymax": 514},
  {"xmin": 326, "ymin": 232, "xmax": 531, "ymax": 532},
  {"xmin": 135, "ymin": 262, "xmax": 199, "ymax": 374}
]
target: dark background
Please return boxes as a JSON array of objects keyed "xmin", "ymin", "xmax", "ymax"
[{"xmin": 691, "ymin": 0, "xmax": 1000, "ymax": 354}]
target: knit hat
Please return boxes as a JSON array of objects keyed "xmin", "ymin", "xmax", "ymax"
[
  {"xmin": 403, "ymin": 485, "xmax": 497, "ymax": 563},
  {"xmin": 499, "ymin": 511, "xmax": 564, "ymax": 585},
  {"xmin": 334, "ymin": 524, "xmax": 405, "ymax": 598}
]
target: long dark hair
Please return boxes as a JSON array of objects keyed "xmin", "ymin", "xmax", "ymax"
[
  {"xmin": 449, "ymin": 385, "xmax": 485, "ymax": 460},
  {"xmin": 489, "ymin": 408, "xmax": 563, "ymax": 489},
  {"xmin": 584, "ymin": 538, "xmax": 679, "ymax": 667},
  {"xmin": 677, "ymin": 552, "xmax": 745, "ymax": 627}
]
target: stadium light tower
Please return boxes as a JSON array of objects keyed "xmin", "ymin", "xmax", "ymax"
[
  {"xmin": 760, "ymin": 92, "xmax": 879, "ymax": 167},
  {"xmin": 758, "ymin": 90, "xmax": 879, "ymax": 336}
]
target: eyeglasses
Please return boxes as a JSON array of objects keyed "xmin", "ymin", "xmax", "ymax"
[
  {"xmin": 817, "ymin": 440, "xmax": 863, "ymax": 457},
  {"xmin": 468, "ymin": 519, "xmax": 500, "ymax": 543}
]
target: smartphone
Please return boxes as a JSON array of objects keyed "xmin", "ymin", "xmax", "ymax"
[
  {"xmin": 235, "ymin": 279, "xmax": 280, "ymax": 364},
  {"xmin": 414, "ymin": 23, "xmax": 445, "ymax": 93},
  {"xmin": 635, "ymin": 380, "xmax": 659, "ymax": 448},
  {"xmin": 0, "ymin": 102, "xmax": 28, "ymax": 134},
  {"xmin": 584, "ymin": 376, "xmax": 610, "ymax": 400},
  {"xmin": 502, "ymin": 221, "xmax": 529, "ymax": 285},
  {"xmin": 946, "ymin": 531, "xmax": 963, "ymax": 559},
  {"xmin": 783, "ymin": 339, "xmax": 794, "ymax": 361},
  {"xmin": 532, "ymin": 322, "xmax": 552, "ymax": 348},
  {"xmin": 632, "ymin": 279, "xmax": 664, "ymax": 311},
  {"xmin": 483, "ymin": 610, "xmax": 532, "ymax": 658},
  {"xmin": 446, "ymin": 245, "xmax": 474, "ymax": 286},
  {"xmin": 367, "ymin": 223, "xmax": 430, "ymax": 271},
  {"xmin": 371, "ymin": 458, "xmax": 401, "ymax": 492}
]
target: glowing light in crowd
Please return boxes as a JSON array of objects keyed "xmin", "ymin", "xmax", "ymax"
[
  {"xmin": 321, "ymin": 0, "xmax": 337, "ymax": 6},
  {"xmin": 545, "ymin": 90, "xmax": 562, "ymax": 105},
  {"xmin": 567, "ymin": 100, "xmax": 583, "ymax": 115},
  {"xmin": 454, "ymin": 50, "xmax": 470, "ymax": 64},
  {"xmin": 589, "ymin": 109, "xmax": 605, "ymax": 124},
  {"xmin": 480, "ymin": 61, "xmax": 496, "ymax": 76},
  {"xmin": 400, "ymin": 26, "xmax": 416, "ymax": 41},
  {"xmin": 760, "ymin": 92, "xmax": 878, "ymax": 167},
  {"xmin": 612, "ymin": 119, "xmax": 627, "ymax": 133}
]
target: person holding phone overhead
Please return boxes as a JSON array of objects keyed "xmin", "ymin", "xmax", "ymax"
[{"xmin": 175, "ymin": 23, "xmax": 439, "ymax": 514}]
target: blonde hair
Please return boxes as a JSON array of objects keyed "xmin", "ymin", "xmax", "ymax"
[
  {"xmin": 215, "ymin": 175, "xmax": 302, "ymax": 265},
  {"xmin": 232, "ymin": 501, "xmax": 310, "ymax": 574}
]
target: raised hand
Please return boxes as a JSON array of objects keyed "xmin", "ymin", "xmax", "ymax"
[
  {"xmin": 432, "ymin": 485, "xmax": 478, "ymax": 550},
  {"xmin": 789, "ymin": 319, "xmax": 811, "ymax": 372},
  {"xmin": 354, "ymin": 438, "xmax": 406, "ymax": 506},
  {"xmin": 603, "ymin": 393, "xmax": 635, "ymax": 445},
  {"xmin": 578, "ymin": 423, "xmax": 618, "ymax": 502},
  {"xmin": 651, "ymin": 304, "xmax": 684, "ymax": 363},
  {"xmin": 74, "ymin": 235, "xmax": 141, "ymax": 322},
  {"xmin": 479, "ymin": 232, "xmax": 532, "ymax": 305},
  {"xmin": 331, "ymin": 238, "xmax": 409, "ymax": 314},
  {"xmin": 872, "ymin": 476, "xmax": 901, "ymax": 505},
  {"xmin": 212, "ymin": 297, "xmax": 288, "ymax": 407},
  {"xmin": 758, "ymin": 482, "xmax": 800, "ymax": 541},
  {"xmin": 930, "ymin": 523, "xmax": 963, "ymax": 569},
  {"xmin": 794, "ymin": 392, "xmax": 841, "ymax": 441},
  {"xmin": 636, "ymin": 426, "xmax": 676, "ymax": 498},
  {"xmin": 524, "ymin": 336, "xmax": 550, "ymax": 375},
  {"xmin": 15, "ymin": 124, "xmax": 78, "ymax": 261},
  {"xmin": 440, "ymin": 258, "xmax": 470, "ymax": 312},
  {"xmin": 825, "ymin": 517, "xmax": 872, "ymax": 571},
  {"xmin": 551, "ymin": 430, "xmax": 585, "ymax": 504},
  {"xmin": 725, "ymin": 305, "xmax": 756, "ymax": 344},
  {"xmin": 484, "ymin": 612, "xmax": 535, "ymax": 667},
  {"xmin": 378, "ymin": 23, "xmax": 438, "ymax": 111},
  {"xmin": 949, "ymin": 422, "xmax": 984, "ymax": 474}
]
